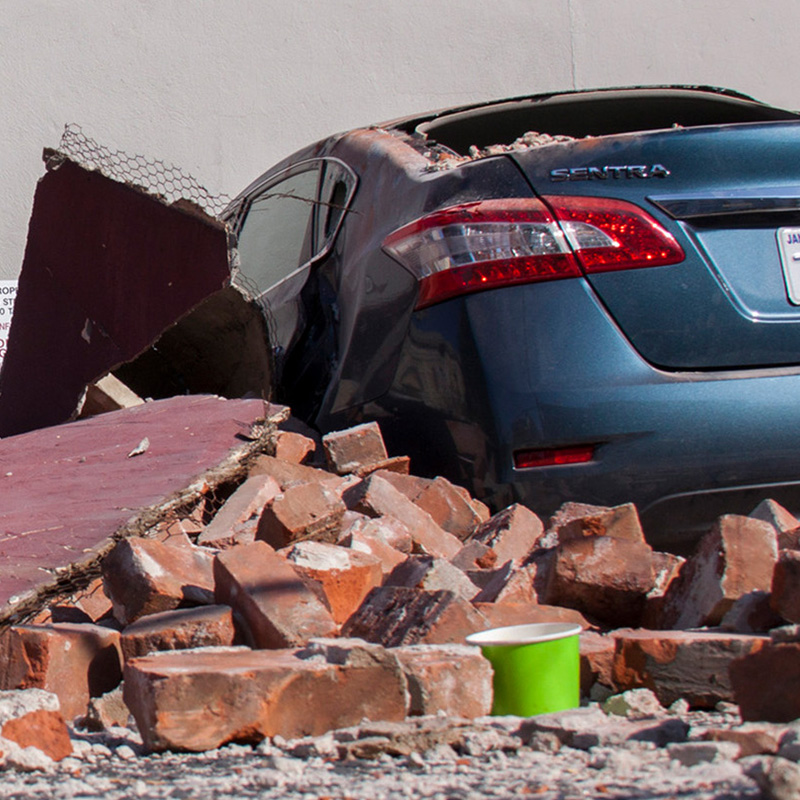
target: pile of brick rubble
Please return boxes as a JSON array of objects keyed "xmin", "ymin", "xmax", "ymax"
[{"xmin": 0, "ymin": 416, "xmax": 799, "ymax": 795}]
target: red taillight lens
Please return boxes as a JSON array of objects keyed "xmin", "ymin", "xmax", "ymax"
[
  {"xmin": 513, "ymin": 444, "xmax": 596, "ymax": 469},
  {"xmin": 382, "ymin": 196, "xmax": 684, "ymax": 309},
  {"xmin": 382, "ymin": 199, "xmax": 580, "ymax": 309},
  {"xmin": 543, "ymin": 196, "xmax": 685, "ymax": 273}
]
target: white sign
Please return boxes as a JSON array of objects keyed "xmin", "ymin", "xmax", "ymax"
[{"xmin": 0, "ymin": 281, "xmax": 18, "ymax": 365}]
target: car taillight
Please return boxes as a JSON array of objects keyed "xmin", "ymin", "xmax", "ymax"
[{"xmin": 382, "ymin": 196, "xmax": 684, "ymax": 309}]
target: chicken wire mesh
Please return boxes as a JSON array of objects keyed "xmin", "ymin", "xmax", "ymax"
[{"xmin": 52, "ymin": 123, "xmax": 231, "ymax": 218}]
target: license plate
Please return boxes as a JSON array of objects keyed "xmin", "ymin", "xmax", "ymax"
[{"xmin": 777, "ymin": 227, "xmax": 800, "ymax": 305}]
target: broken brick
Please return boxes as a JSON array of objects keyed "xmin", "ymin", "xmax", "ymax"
[
  {"xmin": 343, "ymin": 474, "xmax": 461, "ymax": 559},
  {"xmin": 544, "ymin": 536, "xmax": 655, "ymax": 628},
  {"xmin": 660, "ymin": 515, "xmax": 778, "ymax": 629},
  {"xmin": 720, "ymin": 591, "xmax": 784, "ymax": 633},
  {"xmin": 393, "ymin": 644, "xmax": 492, "ymax": 717},
  {"xmin": 470, "ymin": 562, "xmax": 540, "ymax": 606},
  {"xmin": 120, "ymin": 605, "xmax": 238, "ymax": 660},
  {"xmin": 213, "ymin": 541, "xmax": 337, "ymax": 648},
  {"xmin": 257, "ymin": 481, "xmax": 346, "ymax": 549},
  {"xmin": 322, "ymin": 422, "xmax": 388, "ymax": 475},
  {"xmin": 283, "ymin": 541, "xmax": 383, "ymax": 624},
  {"xmin": 450, "ymin": 540, "xmax": 497, "ymax": 572},
  {"xmin": 384, "ymin": 555, "xmax": 479, "ymax": 602},
  {"xmin": 770, "ymin": 549, "xmax": 800, "ymax": 623},
  {"xmin": 0, "ymin": 623, "xmax": 122, "ymax": 721},
  {"xmin": 273, "ymin": 430, "xmax": 316, "ymax": 465},
  {"xmin": 102, "ymin": 537, "xmax": 215, "ymax": 626},
  {"xmin": 248, "ymin": 454, "xmax": 345, "ymax": 492},
  {"xmin": 579, "ymin": 631, "xmax": 616, "ymax": 695},
  {"xmin": 197, "ymin": 474, "xmax": 281, "ymax": 549},
  {"xmin": 552, "ymin": 502, "xmax": 645, "ymax": 544},
  {"xmin": 749, "ymin": 498, "xmax": 798, "ymax": 549},
  {"xmin": 412, "ymin": 477, "xmax": 485, "ymax": 540},
  {"xmin": 0, "ymin": 689, "xmax": 72, "ymax": 762},
  {"xmin": 124, "ymin": 640, "xmax": 408, "ymax": 751},
  {"xmin": 641, "ymin": 551, "xmax": 685, "ymax": 629},
  {"xmin": 467, "ymin": 503, "xmax": 545, "ymax": 565},
  {"xmin": 343, "ymin": 587, "xmax": 489, "ymax": 647},
  {"xmin": 474, "ymin": 601, "xmax": 590, "ymax": 633},
  {"xmin": 730, "ymin": 640, "xmax": 800, "ymax": 722},
  {"xmin": 339, "ymin": 512, "xmax": 413, "ymax": 553},
  {"xmin": 611, "ymin": 628, "xmax": 767, "ymax": 708}
]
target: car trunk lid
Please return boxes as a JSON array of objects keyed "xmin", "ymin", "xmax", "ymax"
[{"xmin": 512, "ymin": 121, "xmax": 800, "ymax": 370}]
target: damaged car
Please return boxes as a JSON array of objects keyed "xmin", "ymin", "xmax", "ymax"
[{"xmin": 223, "ymin": 85, "xmax": 800, "ymax": 548}]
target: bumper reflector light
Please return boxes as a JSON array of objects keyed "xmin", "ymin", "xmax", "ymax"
[{"xmin": 513, "ymin": 444, "xmax": 596, "ymax": 469}]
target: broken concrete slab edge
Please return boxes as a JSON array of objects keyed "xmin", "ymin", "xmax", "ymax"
[{"xmin": 0, "ymin": 409, "xmax": 283, "ymax": 628}]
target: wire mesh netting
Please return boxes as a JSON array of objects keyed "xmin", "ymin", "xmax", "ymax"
[{"xmin": 53, "ymin": 123, "xmax": 231, "ymax": 218}]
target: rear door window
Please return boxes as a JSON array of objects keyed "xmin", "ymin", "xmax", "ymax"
[{"xmin": 234, "ymin": 159, "xmax": 356, "ymax": 297}]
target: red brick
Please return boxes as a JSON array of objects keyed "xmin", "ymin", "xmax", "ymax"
[
  {"xmin": 661, "ymin": 515, "xmax": 778, "ymax": 629},
  {"xmin": 451, "ymin": 540, "xmax": 498, "ymax": 571},
  {"xmin": 0, "ymin": 623, "xmax": 122, "ymax": 721},
  {"xmin": 322, "ymin": 422, "xmax": 388, "ymax": 475},
  {"xmin": 214, "ymin": 541, "xmax": 337, "ymax": 648},
  {"xmin": 385, "ymin": 555, "xmax": 479, "ymax": 602},
  {"xmin": 50, "ymin": 576, "xmax": 113, "ymax": 625},
  {"xmin": 257, "ymin": 481, "xmax": 346, "ymax": 549},
  {"xmin": 102, "ymin": 537, "xmax": 215, "ymax": 626},
  {"xmin": 197, "ymin": 474, "xmax": 281, "ymax": 548},
  {"xmin": 343, "ymin": 474, "xmax": 462, "ymax": 559},
  {"xmin": 283, "ymin": 541, "xmax": 383, "ymax": 624},
  {"xmin": 611, "ymin": 628, "xmax": 767, "ymax": 708},
  {"xmin": 553, "ymin": 502, "xmax": 645, "ymax": 544},
  {"xmin": 121, "ymin": 605, "xmax": 238, "ymax": 660},
  {"xmin": 393, "ymin": 644, "xmax": 492, "ymax": 717},
  {"xmin": 749, "ymin": 498, "xmax": 798, "ymax": 549},
  {"xmin": 474, "ymin": 601, "xmax": 591, "ymax": 632},
  {"xmin": 720, "ymin": 590, "xmax": 784, "ymax": 633},
  {"xmin": 471, "ymin": 562, "xmax": 541, "ymax": 606},
  {"xmin": 544, "ymin": 537, "xmax": 655, "ymax": 628},
  {"xmin": 580, "ymin": 631, "xmax": 616, "ymax": 695},
  {"xmin": 273, "ymin": 430, "xmax": 316, "ymax": 464},
  {"xmin": 642, "ymin": 552, "xmax": 686, "ymax": 629},
  {"xmin": 343, "ymin": 587, "xmax": 489, "ymax": 647},
  {"xmin": 345, "ymin": 529, "xmax": 408, "ymax": 575},
  {"xmin": 412, "ymin": 477, "xmax": 484, "ymax": 541},
  {"xmin": 124, "ymin": 640, "xmax": 408, "ymax": 751},
  {"xmin": 339, "ymin": 512, "xmax": 413, "ymax": 553},
  {"xmin": 770, "ymin": 549, "xmax": 800, "ymax": 623},
  {"xmin": 0, "ymin": 690, "xmax": 72, "ymax": 761},
  {"xmin": 730, "ymin": 641, "xmax": 800, "ymax": 722},
  {"xmin": 467, "ymin": 504, "xmax": 545, "ymax": 565},
  {"xmin": 248, "ymin": 454, "xmax": 345, "ymax": 491},
  {"xmin": 81, "ymin": 686, "xmax": 131, "ymax": 731}
]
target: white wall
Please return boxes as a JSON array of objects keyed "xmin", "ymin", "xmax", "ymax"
[{"xmin": 1, "ymin": 0, "xmax": 799, "ymax": 279}]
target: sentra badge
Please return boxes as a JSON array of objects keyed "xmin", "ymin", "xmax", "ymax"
[{"xmin": 550, "ymin": 164, "xmax": 671, "ymax": 182}]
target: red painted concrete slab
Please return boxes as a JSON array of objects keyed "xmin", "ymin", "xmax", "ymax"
[
  {"xmin": 0, "ymin": 158, "xmax": 231, "ymax": 436},
  {"xmin": 0, "ymin": 395, "xmax": 273, "ymax": 621}
]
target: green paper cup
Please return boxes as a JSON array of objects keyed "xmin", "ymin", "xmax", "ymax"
[{"xmin": 466, "ymin": 622, "xmax": 581, "ymax": 716}]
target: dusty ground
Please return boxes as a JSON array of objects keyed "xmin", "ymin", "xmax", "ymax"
[{"xmin": 0, "ymin": 705, "xmax": 779, "ymax": 800}]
